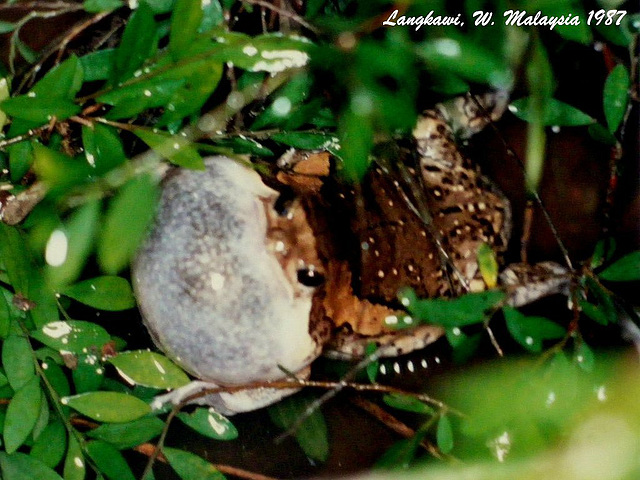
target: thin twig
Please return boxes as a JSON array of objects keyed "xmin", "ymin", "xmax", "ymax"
[
  {"xmin": 349, "ymin": 396, "xmax": 443, "ymax": 459},
  {"xmin": 242, "ymin": 0, "xmax": 319, "ymax": 33},
  {"xmin": 135, "ymin": 443, "xmax": 280, "ymax": 480},
  {"xmin": 471, "ymin": 95, "xmax": 574, "ymax": 271}
]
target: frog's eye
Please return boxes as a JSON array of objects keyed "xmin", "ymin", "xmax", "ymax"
[{"xmin": 297, "ymin": 267, "xmax": 324, "ymax": 287}]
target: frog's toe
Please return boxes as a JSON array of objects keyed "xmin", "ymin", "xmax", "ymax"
[{"xmin": 501, "ymin": 261, "xmax": 571, "ymax": 307}]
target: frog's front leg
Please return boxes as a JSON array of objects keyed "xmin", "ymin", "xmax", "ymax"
[{"xmin": 151, "ymin": 368, "xmax": 310, "ymax": 416}]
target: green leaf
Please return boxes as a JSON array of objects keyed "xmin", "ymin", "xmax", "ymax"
[
  {"xmin": 84, "ymin": 0, "xmax": 123, "ymax": 13},
  {"xmin": 588, "ymin": 123, "xmax": 617, "ymax": 146},
  {"xmin": 177, "ymin": 407, "xmax": 238, "ymax": 440},
  {"xmin": 200, "ymin": 0, "xmax": 224, "ymax": 31},
  {"xmin": 436, "ymin": 415, "xmax": 454, "ymax": 454},
  {"xmin": 0, "ymin": 21, "xmax": 16, "ymax": 34},
  {"xmin": 591, "ymin": 237, "xmax": 616, "ymax": 269},
  {"xmin": 81, "ymin": 123, "xmax": 127, "ymax": 175},
  {"xmin": 271, "ymin": 132, "xmax": 338, "ymax": 151},
  {"xmin": 32, "ymin": 143, "xmax": 93, "ymax": 189},
  {"xmin": 0, "ymin": 223, "xmax": 32, "ymax": 293},
  {"xmin": 268, "ymin": 394, "xmax": 329, "ymax": 462},
  {"xmin": 603, "ymin": 64, "xmax": 630, "ymax": 134},
  {"xmin": 62, "ymin": 391, "xmax": 151, "ymax": 423},
  {"xmin": 219, "ymin": 33, "xmax": 311, "ymax": 73},
  {"xmin": 30, "ymin": 420, "xmax": 66, "ymax": 468},
  {"xmin": 31, "ymin": 320, "xmax": 111, "ymax": 354},
  {"xmin": 338, "ymin": 104, "xmax": 373, "ymax": 182},
  {"xmin": 477, "ymin": 243, "xmax": 498, "ymax": 289},
  {"xmin": 134, "ymin": 129, "xmax": 205, "ymax": 169},
  {"xmin": 251, "ymin": 73, "xmax": 312, "ymax": 130},
  {"xmin": 45, "ymin": 201, "xmax": 101, "ymax": 290},
  {"xmin": 4, "ymin": 376, "xmax": 42, "ymax": 453},
  {"xmin": 169, "ymin": 0, "xmax": 204, "ymax": 59},
  {"xmin": 383, "ymin": 393, "xmax": 435, "ymax": 415},
  {"xmin": 573, "ymin": 341, "xmax": 595, "ymax": 372},
  {"xmin": 0, "ymin": 451, "xmax": 63, "ymax": 480},
  {"xmin": 87, "ymin": 416, "xmax": 165, "ymax": 449},
  {"xmin": 503, "ymin": 307, "xmax": 566, "ymax": 353},
  {"xmin": 63, "ymin": 435, "xmax": 85, "ymax": 480},
  {"xmin": 509, "ymin": 97, "xmax": 595, "ymax": 126},
  {"xmin": 108, "ymin": 350, "xmax": 190, "ymax": 389},
  {"xmin": 375, "ymin": 435, "xmax": 424, "ymax": 469},
  {"xmin": 397, "ymin": 289, "xmax": 505, "ymax": 328},
  {"xmin": 163, "ymin": 447, "xmax": 226, "ymax": 480},
  {"xmin": 32, "ymin": 55, "xmax": 84, "ymax": 100},
  {"xmin": 72, "ymin": 353, "xmax": 105, "ymax": 394},
  {"xmin": 79, "ymin": 49, "xmax": 115, "ymax": 82},
  {"xmin": 0, "ymin": 95, "xmax": 80, "ymax": 125},
  {"xmin": 111, "ymin": 2, "xmax": 157, "ymax": 84},
  {"xmin": 97, "ymin": 173, "xmax": 160, "ymax": 275},
  {"xmin": 8, "ymin": 140, "xmax": 33, "ymax": 182},
  {"xmin": 598, "ymin": 251, "xmax": 640, "ymax": 282},
  {"xmin": 61, "ymin": 276, "xmax": 135, "ymax": 311},
  {"xmin": 86, "ymin": 440, "xmax": 136, "ymax": 480},
  {"xmin": 2, "ymin": 334, "xmax": 35, "ymax": 390},
  {"xmin": 41, "ymin": 360, "xmax": 70, "ymax": 398},
  {"xmin": 100, "ymin": 76, "xmax": 186, "ymax": 119},
  {"xmin": 364, "ymin": 342, "xmax": 379, "ymax": 383},
  {"xmin": 417, "ymin": 37, "xmax": 512, "ymax": 88}
]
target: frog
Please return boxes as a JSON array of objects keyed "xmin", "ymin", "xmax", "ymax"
[{"xmin": 132, "ymin": 92, "xmax": 571, "ymax": 414}]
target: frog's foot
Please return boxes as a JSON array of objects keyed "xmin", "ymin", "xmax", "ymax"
[
  {"xmin": 501, "ymin": 261, "xmax": 572, "ymax": 307},
  {"xmin": 151, "ymin": 375, "xmax": 307, "ymax": 415},
  {"xmin": 326, "ymin": 324, "xmax": 445, "ymax": 361}
]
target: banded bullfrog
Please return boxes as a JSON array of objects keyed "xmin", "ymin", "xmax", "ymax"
[{"xmin": 132, "ymin": 92, "xmax": 569, "ymax": 414}]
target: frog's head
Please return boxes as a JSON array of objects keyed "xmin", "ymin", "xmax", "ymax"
[{"xmin": 133, "ymin": 156, "xmax": 327, "ymax": 387}]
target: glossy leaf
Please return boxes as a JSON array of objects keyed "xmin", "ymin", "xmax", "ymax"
[
  {"xmin": 169, "ymin": 0, "xmax": 203, "ymax": 58},
  {"xmin": 268, "ymin": 394, "xmax": 329, "ymax": 462},
  {"xmin": 87, "ymin": 416, "xmax": 165, "ymax": 449},
  {"xmin": 84, "ymin": 0, "xmax": 123, "ymax": 13},
  {"xmin": 45, "ymin": 201, "xmax": 101, "ymax": 290},
  {"xmin": 398, "ymin": 288, "xmax": 505, "ymax": 328},
  {"xmin": 477, "ymin": 243, "xmax": 498, "ymax": 289},
  {"xmin": 86, "ymin": 440, "xmax": 136, "ymax": 480},
  {"xmin": 200, "ymin": 0, "xmax": 224, "ymax": 31},
  {"xmin": 134, "ymin": 129, "xmax": 205, "ymax": 169},
  {"xmin": 79, "ymin": 49, "xmax": 115, "ymax": 82},
  {"xmin": 503, "ymin": 307, "xmax": 565, "ymax": 353},
  {"xmin": 251, "ymin": 73, "xmax": 312, "ymax": 130},
  {"xmin": 219, "ymin": 33, "xmax": 312, "ymax": 73},
  {"xmin": 509, "ymin": 97, "xmax": 595, "ymax": 126},
  {"xmin": 32, "ymin": 143, "xmax": 93, "ymax": 189},
  {"xmin": 41, "ymin": 359, "xmax": 71, "ymax": 398},
  {"xmin": 72, "ymin": 353, "xmax": 105, "ymax": 394},
  {"xmin": 177, "ymin": 407, "xmax": 238, "ymax": 440},
  {"xmin": 63, "ymin": 391, "xmax": 150, "ymax": 423},
  {"xmin": 271, "ymin": 132, "xmax": 338, "ymax": 151},
  {"xmin": 436, "ymin": 415, "xmax": 454, "ymax": 454},
  {"xmin": 31, "ymin": 320, "xmax": 111, "ymax": 354},
  {"xmin": 33, "ymin": 55, "xmax": 84, "ymax": 100},
  {"xmin": 364, "ymin": 342, "xmax": 379, "ymax": 383},
  {"xmin": 598, "ymin": 251, "xmax": 640, "ymax": 282},
  {"xmin": 62, "ymin": 276, "xmax": 135, "ymax": 311},
  {"xmin": 0, "ymin": 95, "xmax": 80, "ymax": 124},
  {"xmin": 417, "ymin": 37, "xmax": 512, "ymax": 88},
  {"xmin": 0, "ymin": 451, "xmax": 63, "ymax": 480},
  {"xmin": 338, "ymin": 104, "xmax": 373, "ymax": 182},
  {"xmin": 163, "ymin": 447, "xmax": 226, "ymax": 480},
  {"xmin": 63, "ymin": 435, "xmax": 85, "ymax": 480},
  {"xmin": 108, "ymin": 350, "xmax": 190, "ymax": 389},
  {"xmin": 2, "ymin": 334, "xmax": 35, "ymax": 390},
  {"xmin": 4, "ymin": 376, "xmax": 42, "ymax": 453},
  {"xmin": 111, "ymin": 2, "xmax": 157, "ymax": 84},
  {"xmin": 8, "ymin": 140, "xmax": 33, "ymax": 182},
  {"xmin": 100, "ymin": 77, "xmax": 186, "ymax": 119},
  {"xmin": 81, "ymin": 123, "xmax": 126, "ymax": 174},
  {"xmin": 97, "ymin": 173, "xmax": 160, "ymax": 275},
  {"xmin": 573, "ymin": 341, "xmax": 595, "ymax": 372},
  {"xmin": 30, "ymin": 419, "xmax": 66, "ymax": 468},
  {"xmin": 603, "ymin": 65, "xmax": 630, "ymax": 134},
  {"xmin": 383, "ymin": 393, "xmax": 435, "ymax": 415}
]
